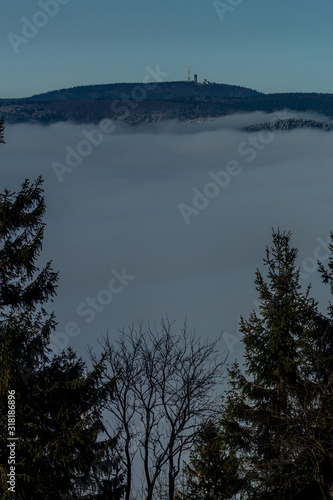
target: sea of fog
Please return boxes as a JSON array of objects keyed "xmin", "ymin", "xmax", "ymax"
[{"xmin": 1, "ymin": 111, "xmax": 333, "ymax": 362}]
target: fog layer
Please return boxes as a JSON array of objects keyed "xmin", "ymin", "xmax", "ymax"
[{"xmin": 1, "ymin": 113, "xmax": 332, "ymax": 360}]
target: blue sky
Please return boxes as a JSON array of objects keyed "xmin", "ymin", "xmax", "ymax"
[{"xmin": 2, "ymin": 0, "xmax": 333, "ymax": 98}]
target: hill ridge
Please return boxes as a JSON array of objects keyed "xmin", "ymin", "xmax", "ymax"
[
  {"xmin": 26, "ymin": 81, "xmax": 260, "ymax": 101},
  {"xmin": 1, "ymin": 82, "xmax": 333, "ymax": 125}
]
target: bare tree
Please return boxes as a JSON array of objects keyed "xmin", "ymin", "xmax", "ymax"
[{"xmin": 96, "ymin": 317, "xmax": 226, "ymax": 500}]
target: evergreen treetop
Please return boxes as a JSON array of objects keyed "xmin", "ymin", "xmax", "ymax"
[{"xmin": 221, "ymin": 229, "xmax": 331, "ymax": 499}]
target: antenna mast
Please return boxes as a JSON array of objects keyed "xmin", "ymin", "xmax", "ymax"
[{"xmin": 188, "ymin": 61, "xmax": 191, "ymax": 82}]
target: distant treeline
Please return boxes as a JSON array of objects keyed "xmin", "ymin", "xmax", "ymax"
[
  {"xmin": 242, "ymin": 118, "xmax": 333, "ymax": 132},
  {"xmin": 1, "ymin": 82, "xmax": 333, "ymax": 125}
]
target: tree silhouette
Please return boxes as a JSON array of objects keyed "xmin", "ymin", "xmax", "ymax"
[{"xmin": 0, "ymin": 175, "xmax": 124, "ymax": 499}]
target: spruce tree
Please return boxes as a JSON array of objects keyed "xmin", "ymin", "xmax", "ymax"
[
  {"xmin": 221, "ymin": 229, "xmax": 322, "ymax": 499},
  {"xmin": 180, "ymin": 230, "xmax": 333, "ymax": 499},
  {"xmin": 178, "ymin": 420, "xmax": 245, "ymax": 500},
  {"xmin": 0, "ymin": 177, "xmax": 124, "ymax": 499},
  {"xmin": 309, "ymin": 234, "xmax": 333, "ymax": 498}
]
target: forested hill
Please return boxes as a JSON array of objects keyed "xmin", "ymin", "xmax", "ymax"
[
  {"xmin": 27, "ymin": 81, "xmax": 260, "ymax": 100},
  {"xmin": 1, "ymin": 81, "xmax": 333, "ymax": 125}
]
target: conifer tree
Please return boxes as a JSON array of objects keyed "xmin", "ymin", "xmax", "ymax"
[
  {"xmin": 0, "ymin": 176, "xmax": 124, "ymax": 499},
  {"xmin": 178, "ymin": 420, "xmax": 245, "ymax": 500},
  {"xmin": 180, "ymin": 231, "xmax": 333, "ymax": 499},
  {"xmin": 221, "ymin": 229, "xmax": 323, "ymax": 499},
  {"xmin": 308, "ymin": 235, "xmax": 333, "ymax": 498}
]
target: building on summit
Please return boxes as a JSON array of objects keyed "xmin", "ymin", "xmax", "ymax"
[{"xmin": 187, "ymin": 64, "xmax": 213, "ymax": 84}]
